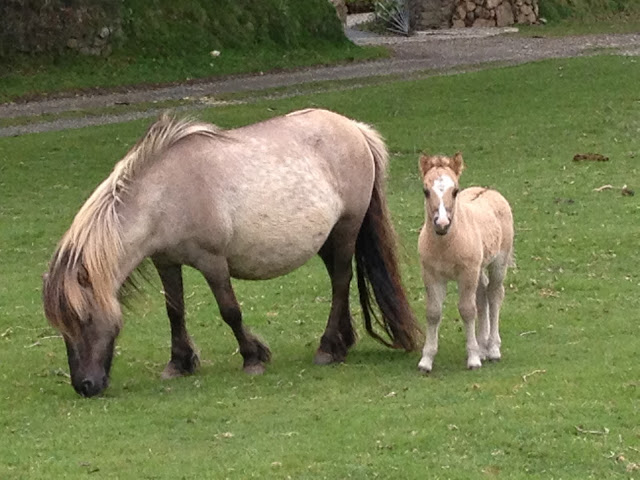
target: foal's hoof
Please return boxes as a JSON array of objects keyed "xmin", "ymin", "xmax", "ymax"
[
  {"xmin": 417, "ymin": 358, "xmax": 433, "ymax": 374},
  {"xmin": 243, "ymin": 363, "xmax": 266, "ymax": 375},
  {"xmin": 486, "ymin": 347, "xmax": 502, "ymax": 361},
  {"xmin": 467, "ymin": 361, "xmax": 482, "ymax": 370}
]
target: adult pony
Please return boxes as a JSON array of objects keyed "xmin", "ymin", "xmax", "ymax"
[
  {"xmin": 43, "ymin": 108, "xmax": 421, "ymax": 397},
  {"xmin": 417, "ymin": 152, "xmax": 513, "ymax": 373}
]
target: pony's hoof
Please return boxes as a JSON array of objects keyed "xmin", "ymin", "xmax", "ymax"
[
  {"xmin": 243, "ymin": 363, "xmax": 266, "ymax": 375},
  {"xmin": 313, "ymin": 350, "xmax": 335, "ymax": 365},
  {"xmin": 161, "ymin": 363, "xmax": 189, "ymax": 379}
]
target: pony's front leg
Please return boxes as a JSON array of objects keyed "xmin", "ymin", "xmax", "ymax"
[
  {"xmin": 418, "ymin": 279, "xmax": 446, "ymax": 373},
  {"xmin": 198, "ymin": 257, "xmax": 271, "ymax": 375},
  {"xmin": 154, "ymin": 261, "xmax": 200, "ymax": 379},
  {"xmin": 458, "ymin": 275, "xmax": 482, "ymax": 370}
]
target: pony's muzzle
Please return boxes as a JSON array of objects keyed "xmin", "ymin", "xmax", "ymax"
[{"xmin": 75, "ymin": 375, "xmax": 108, "ymax": 397}]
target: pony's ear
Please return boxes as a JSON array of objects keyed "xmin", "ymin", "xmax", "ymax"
[
  {"xmin": 451, "ymin": 152, "xmax": 465, "ymax": 176},
  {"xmin": 419, "ymin": 154, "xmax": 432, "ymax": 178},
  {"xmin": 78, "ymin": 264, "xmax": 91, "ymax": 288}
]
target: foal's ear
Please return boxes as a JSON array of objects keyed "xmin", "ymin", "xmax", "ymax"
[
  {"xmin": 419, "ymin": 154, "xmax": 432, "ymax": 178},
  {"xmin": 451, "ymin": 152, "xmax": 465, "ymax": 176}
]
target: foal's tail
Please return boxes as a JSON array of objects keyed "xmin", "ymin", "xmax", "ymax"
[{"xmin": 353, "ymin": 122, "xmax": 422, "ymax": 351}]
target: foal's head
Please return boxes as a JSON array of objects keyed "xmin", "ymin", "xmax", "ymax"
[{"xmin": 419, "ymin": 152, "xmax": 465, "ymax": 236}]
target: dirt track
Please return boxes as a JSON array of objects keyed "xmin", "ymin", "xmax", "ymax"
[{"xmin": 1, "ymin": 29, "xmax": 639, "ymax": 137}]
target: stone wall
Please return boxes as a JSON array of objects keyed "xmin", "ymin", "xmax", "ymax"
[
  {"xmin": 452, "ymin": 0, "xmax": 538, "ymax": 27},
  {"xmin": 410, "ymin": 0, "xmax": 538, "ymax": 29},
  {"xmin": 0, "ymin": 0, "xmax": 121, "ymax": 59},
  {"xmin": 329, "ymin": 0, "xmax": 348, "ymax": 24}
]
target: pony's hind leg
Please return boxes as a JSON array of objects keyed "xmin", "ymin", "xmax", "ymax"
[
  {"xmin": 418, "ymin": 278, "xmax": 446, "ymax": 373},
  {"xmin": 314, "ymin": 231, "xmax": 356, "ymax": 365},
  {"xmin": 153, "ymin": 261, "xmax": 200, "ymax": 379},
  {"xmin": 476, "ymin": 271, "xmax": 490, "ymax": 360},
  {"xmin": 198, "ymin": 257, "xmax": 271, "ymax": 375},
  {"xmin": 486, "ymin": 259, "xmax": 508, "ymax": 361}
]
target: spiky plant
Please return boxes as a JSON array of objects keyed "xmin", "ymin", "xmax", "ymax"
[{"xmin": 375, "ymin": 0, "xmax": 411, "ymax": 36}]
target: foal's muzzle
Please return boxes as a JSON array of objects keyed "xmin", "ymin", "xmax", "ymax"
[{"xmin": 433, "ymin": 217, "xmax": 451, "ymax": 235}]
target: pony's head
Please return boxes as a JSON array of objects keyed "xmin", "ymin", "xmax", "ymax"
[
  {"xmin": 43, "ymin": 249, "xmax": 122, "ymax": 397},
  {"xmin": 419, "ymin": 152, "xmax": 465, "ymax": 236}
]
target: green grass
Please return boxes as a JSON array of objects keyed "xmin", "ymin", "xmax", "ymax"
[
  {"xmin": 0, "ymin": 43, "xmax": 387, "ymax": 104},
  {"xmin": 517, "ymin": 14, "xmax": 640, "ymax": 36},
  {"xmin": 1, "ymin": 55, "xmax": 640, "ymax": 479}
]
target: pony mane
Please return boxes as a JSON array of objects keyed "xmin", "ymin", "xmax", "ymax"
[{"xmin": 43, "ymin": 114, "xmax": 221, "ymax": 338}]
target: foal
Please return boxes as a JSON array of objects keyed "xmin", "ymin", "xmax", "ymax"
[{"xmin": 417, "ymin": 153, "xmax": 514, "ymax": 372}]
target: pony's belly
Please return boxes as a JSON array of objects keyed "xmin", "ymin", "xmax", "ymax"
[{"xmin": 226, "ymin": 205, "xmax": 339, "ymax": 280}]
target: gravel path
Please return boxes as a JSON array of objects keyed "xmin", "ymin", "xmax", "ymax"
[{"xmin": 1, "ymin": 27, "xmax": 639, "ymax": 137}]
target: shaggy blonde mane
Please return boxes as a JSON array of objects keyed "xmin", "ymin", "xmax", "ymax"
[{"xmin": 44, "ymin": 114, "xmax": 220, "ymax": 337}]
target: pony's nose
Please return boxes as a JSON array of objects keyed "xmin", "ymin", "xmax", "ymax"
[
  {"xmin": 79, "ymin": 379, "xmax": 95, "ymax": 397},
  {"xmin": 78, "ymin": 378, "xmax": 103, "ymax": 397}
]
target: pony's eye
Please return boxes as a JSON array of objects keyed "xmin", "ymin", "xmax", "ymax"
[
  {"xmin": 452, "ymin": 188, "xmax": 459, "ymax": 198},
  {"xmin": 423, "ymin": 188, "xmax": 430, "ymax": 198}
]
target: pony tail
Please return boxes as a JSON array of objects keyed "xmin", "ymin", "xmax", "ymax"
[{"xmin": 353, "ymin": 122, "xmax": 422, "ymax": 352}]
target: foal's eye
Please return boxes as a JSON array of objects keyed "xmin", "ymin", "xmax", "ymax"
[
  {"xmin": 423, "ymin": 188, "xmax": 430, "ymax": 198},
  {"xmin": 452, "ymin": 188, "xmax": 459, "ymax": 198}
]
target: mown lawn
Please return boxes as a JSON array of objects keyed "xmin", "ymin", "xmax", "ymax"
[{"xmin": 0, "ymin": 55, "xmax": 639, "ymax": 479}]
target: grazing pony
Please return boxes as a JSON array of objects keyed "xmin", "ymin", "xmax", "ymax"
[
  {"xmin": 42, "ymin": 108, "xmax": 421, "ymax": 397},
  {"xmin": 417, "ymin": 152, "xmax": 514, "ymax": 372}
]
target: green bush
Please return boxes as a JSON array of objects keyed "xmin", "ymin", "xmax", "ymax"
[
  {"xmin": 346, "ymin": 0, "xmax": 376, "ymax": 14},
  {"xmin": 0, "ymin": 0, "xmax": 347, "ymax": 61},
  {"xmin": 120, "ymin": 0, "xmax": 347, "ymax": 57}
]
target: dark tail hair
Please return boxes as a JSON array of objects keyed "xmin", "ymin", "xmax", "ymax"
[{"xmin": 353, "ymin": 122, "xmax": 422, "ymax": 351}]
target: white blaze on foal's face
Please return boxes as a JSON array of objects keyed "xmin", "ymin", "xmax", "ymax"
[{"xmin": 426, "ymin": 173, "xmax": 457, "ymax": 234}]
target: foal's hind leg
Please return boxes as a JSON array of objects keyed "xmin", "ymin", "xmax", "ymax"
[
  {"xmin": 153, "ymin": 261, "xmax": 200, "ymax": 379},
  {"xmin": 486, "ymin": 260, "xmax": 508, "ymax": 361},
  {"xmin": 476, "ymin": 271, "xmax": 490, "ymax": 361},
  {"xmin": 314, "ymin": 229, "xmax": 357, "ymax": 365},
  {"xmin": 198, "ymin": 257, "xmax": 271, "ymax": 374}
]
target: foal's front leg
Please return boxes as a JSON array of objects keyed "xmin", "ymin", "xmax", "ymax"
[
  {"xmin": 458, "ymin": 274, "xmax": 482, "ymax": 370},
  {"xmin": 418, "ymin": 278, "xmax": 446, "ymax": 373},
  {"xmin": 153, "ymin": 261, "xmax": 200, "ymax": 379}
]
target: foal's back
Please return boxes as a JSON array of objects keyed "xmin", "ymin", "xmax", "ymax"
[{"xmin": 460, "ymin": 187, "xmax": 514, "ymax": 266}]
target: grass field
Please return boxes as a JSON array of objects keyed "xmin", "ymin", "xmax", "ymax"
[{"xmin": 1, "ymin": 55, "xmax": 639, "ymax": 478}]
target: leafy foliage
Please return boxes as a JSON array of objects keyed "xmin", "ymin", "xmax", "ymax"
[{"xmin": 120, "ymin": 0, "xmax": 348, "ymax": 56}]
